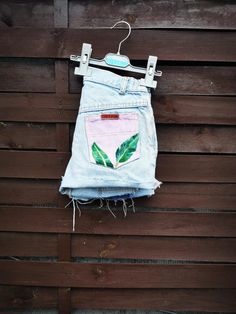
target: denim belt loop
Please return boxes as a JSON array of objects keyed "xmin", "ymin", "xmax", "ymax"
[{"xmin": 119, "ymin": 76, "xmax": 129, "ymax": 94}]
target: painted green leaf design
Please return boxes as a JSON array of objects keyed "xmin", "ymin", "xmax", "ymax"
[
  {"xmin": 91, "ymin": 142, "xmax": 114, "ymax": 168},
  {"xmin": 115, "ymin": 133, "xmax": 139, "ymax": 164}
]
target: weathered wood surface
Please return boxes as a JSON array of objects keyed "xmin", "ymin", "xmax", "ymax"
[
  {"xmin": 1, "ymin": 179, "xmax": 235, "ymax": 210},
  {"xmin": 1, "ymin": 122, "xmax": 236, "ymax": 153},
  {"xmin": 0, "ymin": 0, "xmax": 236, "ymax": 312},
  {"xmin": 1, "ymin": 151, "xmax": 235, "ymax": 182},
  {"xmin": 0, "ymin": 286, "xmax": 235, "ymax": 311},
  {"xmin": 1, "ymin": 260, "xmax": 236, "ymax": 288},
  {"xmin": 1, "ymin": 93, "xmax": 236, "ymax": 125},
  {"xmin": 0, "ymin": 207, "xmax": 236, "ymax": 236},
  {"xmin": 1, "ymin": 0, "xmax": 236, "ymax": 29},
  {"xmin": 2, "ymin": 232, "xmax": 235, "ymax": 262},
  {"xmin": 0, "ymin": 28, "xmax": 236, "ymax": 61}
]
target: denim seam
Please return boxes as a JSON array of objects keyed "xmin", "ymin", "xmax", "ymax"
[{"xmin": 80, "ymin": 100, "xmax": 149, "ymax": 113}]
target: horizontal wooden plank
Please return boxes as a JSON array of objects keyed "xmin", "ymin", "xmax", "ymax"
[
  {"xmin": 69, "ymin": 123, "xmax": 236, "ymax": 154},
  {"xmin": 1, "ymin": 232, "xmax": 235, "ymax": 262},
  {"xmin": 69, "ymin": 0, "xmax": 236, "ymax": 30},
  {"xmin": 155, "ymin": 95, "xmax": 236, "ymax": 125},
  {"xmin": 1, "ymin": 151, "xmax": 235, "ymax": 182},
  {"xmin": 139, "ymin": 182, "xmax": 236, "ymax": 210},
  {"xmin": 0, "ymin": 260, "xmax": 235, "ymax": 288},
  {"xmin": 70, "ymin": 65, "xmax": 236, "ymax": 95},
  {"xmin": 0, "ymin": 207, "xmax": 235, "ymax": 236},
  {"xmin": 1, "ymin": 179, "xmax": 235, "ymax": 210},
  {"xmin": 0, "ymin": 286, "xmax": 235, "ymax": 312},
  {"xmin": 158, "ymin": 125, "xmax": 236, "ymax": 153},
  {"xmin": 0, "ymin": 232, "xmax": 57, "ymax": 257},
  {"xmin": 1, "ymin": 93, "xmax": 235, "ymax": 125},
  {"xmin": 71, "ymin": 288, "xmax": 236, "ymax": 311},
  {"xmin": 0, "ymin": 286, "xmax": 235, "ymax": 313},
  {"xmin": 0, "ymin": 59, "xmax": 55, "ymax": 92},
  {"xmin": 0, "ymin": 28, "xmax": 236, "ymax": 61},
  {"xmin": 0, "ymin": 151, "xmax": 69, "ymax": 179},
  {"xmin": 0, "ymin": 179, "xmax": 60, "ymax": 207},
  {"xmin": 2, "ymin": 122, "xmax": 235, "ymax": 153},
  {"xmin": 0, "ymin": 123, "xmax": 56, "ymax": 150},
  {"xmin": 1, "ymin": 1, "xmax": 235, "ymax": 30},
  {"xmin": 0, "ymin": 1, "xmax": 53, "ymax": 28},
  {"xmin": 72, "ymin": 235, "xmax": 236, "ymax": 262}
]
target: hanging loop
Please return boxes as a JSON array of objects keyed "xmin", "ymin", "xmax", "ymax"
[{"xmin": 111, "ymin": 20, "xmax": 131, "ymax": 55}]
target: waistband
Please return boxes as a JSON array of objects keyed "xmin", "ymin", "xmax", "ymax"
[{"xmin": 83, "ymin": 66, "xmax": 149, "ymax": 93}]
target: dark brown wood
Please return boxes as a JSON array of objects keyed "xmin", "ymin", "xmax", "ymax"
[
  {"xmin": 1, "ymin": 232, "xmax": 235, "ymax": 262},
  {"xmin": 0, "ymin": 28, "xmax": 236, "ymax": 61},
  {"xmin": 71, "ymin": 288, "xmax": 236, "ymax": 311},
  {"xmin": 0, "ymin": 260, "xmax": 236, "ymax": 288},
  {"xmin": 1, "ymin": 93, "xmax": 236, "ymax": 125},
  {"xmin": 69, "ymin": 0, "xmax": 236, "ymax": 30},
  {"xmin": 0, "ymin": 286, "xmax": 236, "ymax": 311},
  {"xmin": 0, "ymin": 59, "xmax": 55, "ymax": 92},
  {"xmin": 2, "ymin": 122, "xmax": 235, "ymax": 153},
  {"xmin": 0, "ymin": 285, "xmax": 57, "ymax": 308},
  {"xmin": 54, "ymin": 1, "xmax": 72, "ymax": 312},
  {"xmin": 1, "ymin": 151, "xmax": 235, "ymax": 182},
  {"xmin": 0, "ymin": 151, "xmax": 69, "ymax": 179},
  {"xmin": 0, "ymin": 178, "xmax": 60, "ymax": 207},
  {"xmin": 70, "ymin": 123, "xmax": 236, "ymax": 154},
  {"xmin": 1, "ymin": 179, "xmax": 235, "ymax": 210},
  {"xmin": 137, "ymin": 182, "xmax": 236, "ymax": 210},
  {"xmin": 0, "ymin": 1, "xmax": 235, "ymax": 311},
  {"xmin": 70, "ymin": 65, "xmax": 236, "ymax": 95},
  {"xmin": 155, "ymin": 95, "xmax": 236, "ymax": 125},
  {"xmin": 72, "ymin": 235, "xmax": 236, "ymax": 262},
  {"xmin": 1, "ymin": 1, "xmax": 236, "ymax": 30},
  {"xmin": 0, "ymin": 122, "xmax": 56, "ymax": 150},
  {"xmin": 1, "ymin": 207, "xmax": 236, "ymax": 236},
  {"xmin": 158, "ymin": 125, "xmax": 236, "ymax": 153},
  {"xmin": 0, "ymin": 1, "xmax": 54, "ymax": 28},
  {"xmin": 0, "ymin": 232, "xmax": 57, "ymax": 257}
]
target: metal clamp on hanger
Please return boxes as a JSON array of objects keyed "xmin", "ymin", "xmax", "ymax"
[{"xmin": 69, "ymin": 20, "xmax": 162, "ymax": 89}]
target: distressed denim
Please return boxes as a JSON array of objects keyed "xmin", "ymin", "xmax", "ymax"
[{"xmin": 59, "ymin": 66, "xmax": 162, "ymax": 230}]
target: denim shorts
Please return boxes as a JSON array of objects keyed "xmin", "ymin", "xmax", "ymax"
[{"xmin": 59, "ymin": 66, "xmax": 162, "ymax": 230}]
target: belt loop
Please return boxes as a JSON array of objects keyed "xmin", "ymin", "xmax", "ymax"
[{"xmin": 119, "ymin": 77, "xmax": 129, "ymax": 95}]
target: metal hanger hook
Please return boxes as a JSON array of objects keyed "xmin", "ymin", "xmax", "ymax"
[{"xmin": 111, "ymin": 20, "xmax": 131, "ymax": 55}]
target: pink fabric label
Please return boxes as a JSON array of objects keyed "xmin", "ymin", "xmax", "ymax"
[{"xmin": 85, "ymin": 112, "xmax": 140, "ymax": 169}]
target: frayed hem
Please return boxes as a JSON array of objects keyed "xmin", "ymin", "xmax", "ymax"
[{"xmin": 64, "ymin": 196, "xmax": 137, "ymax": 232}]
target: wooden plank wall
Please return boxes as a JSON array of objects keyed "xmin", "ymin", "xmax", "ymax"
[{"xmin": 0, "ymin": 0, "xmax": 236, "ymax": 313}]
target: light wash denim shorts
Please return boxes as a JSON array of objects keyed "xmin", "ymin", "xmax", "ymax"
[{"xmin": 59, "ymin": 66, "xmax": 162, "ymax": 230}]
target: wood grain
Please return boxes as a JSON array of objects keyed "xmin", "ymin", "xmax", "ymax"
[
  {"xmin": 0, "ymin": 260, "xmax": 236, "ymax": 288},
  {"xmin": 0, "ymin": 28, "xmax": 236, "ymax": 61},
  {"xmin": 1, "ymin": 232, "xmax": 235, "ymax": 262},
  {"xmin": 0, "ymin": 207, "xmax": 235, "ymax": 236},
  {"xmin": 1, "ymin": 179, "xmax": 235, "ymax": 210},
  {"xmin": 1, "ymin": 93, "xmax": 236, "ymax": 125},
  {"xmin": 0, "ymin": 286, "xmax": 236, "ymax": 311},
  {"xmin": 70, "ymin": 65, "xmax": 236, "ymax": 95},
  {"xmin": 69, "ymin": 0, "xmax": 236, "ymax": 30},
  {"xmin": 1, "ymin": 151, "xmax": 235, "ymax": 182},
  {"xmin": 1, "ymin": 122, "xmax": 235, "ymax": 153}
]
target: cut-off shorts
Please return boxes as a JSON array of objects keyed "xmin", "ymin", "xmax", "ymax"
[{"xmin": 59, "ymin": 66, "xmax": 162, "ymax": 230}]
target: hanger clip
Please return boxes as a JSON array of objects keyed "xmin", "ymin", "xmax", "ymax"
[
  {"xmin": 140, "ymin": 56, "xmax": 159, "ymax": 89},
  {"xmin": 70, "ymin": 43, "xmax": 92, "ymax": 76},
  {"xmin": 69, "ymin": 21, "xmax": 162, "ymax": 89}
]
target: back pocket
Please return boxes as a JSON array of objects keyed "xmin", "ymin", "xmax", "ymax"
[{"xmin": 85, "ymin": 112, "xmax": 140, "ymax": 169}]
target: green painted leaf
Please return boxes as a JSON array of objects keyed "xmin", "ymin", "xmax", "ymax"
[
  {"xmin": 91, "ymin": 142, "xmax": 114, "ymax": 168},
  {"xmin": 115, "ymin": 133, "xmax": 139, "ymax": 164}
]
